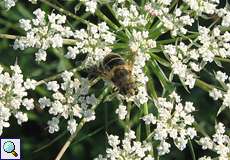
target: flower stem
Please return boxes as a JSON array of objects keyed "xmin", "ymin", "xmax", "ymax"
[
  {"xmin": 214, "ymin": 57, "xmax": 230, "ymax": 63},
  {"xmin": 195, "ymin": 79, "xmax": 214, "ymax": 92},
  {"xmin": 143, "ymin": 103, "xmax": 150, "ymax": 136},
  {"xmin": 188, "ymin": 139, "xmax": 196, "ymax": 160},
  {"xmin": 55, "ymin": 119, "xmax": 85, "ymax": 160},
  {"xmin": 95, "ymin": 9, "xmax": 119, "ymax": 30},
  {"xmin": 125, "ymin": 102, "xmax": 132, "ymax": 131},
  {"xmin": 0, "ymin": 33, "xmax": 18, "ymax": 40}
]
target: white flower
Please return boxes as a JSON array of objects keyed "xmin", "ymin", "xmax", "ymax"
[
  {"xmin": 28, "ymin": 0, "xmax": 37, "ymax": 4},
  {"xmin": 158, "ymin": 141, "xmax": 171, "ymax": 155},
  {"xmin": 198, "ymin": 123, "xmax": 230, "ymax": 160},
  {"xmin": 115, "ymin": 104, "xmax": 127, "ymax": 120},
  {"xmin": 22, "ymin": 98, "xmax": 34, "ymax": 110},
  {"xmin": 67, "ymin": 119, "xmax": 77, "ymax": 135},
  {"xmin": 24, "ymin": 79, "xmax": 37, "ymax": 90},
  {"xmin": 222, "ymin": 12, "xmax": 230, "ymax": 27},
  {"xmin": 3, "ymin": 0, "xmax": 16, "ymax": 10},
  {"xmin": 0, "ymin": 65, "xmax": 36, "ymax": 135},
  {"xmin": 142, "ymin": 114, "xmax": 156, "ymax": 125},
  {"xmin": 198, "ymin": 156, "xmax": 212, "ymax": 160},
  {"xmin": 86, "ymin": 95, "xmax": 97, "ymax": 105},
  {"xmin": 185, "ymin": 73, "xmax": 196, "ymax": 89},
  {"xmin": 14, "ymin": 9, "xmax": 73, "ymax": 62},
  {"xmin": 209, "ymin": 88, "xmax": 222, "ymax": 100},
  {"xmin": 216, "ymin": 71, "xmax": 228, "ymax": 83},
  {"xmin": 38, "ymin": 97, "xmax": 51, "ymax": 109},
  {"xmin": 49, "ymin": 101, "xmax": 64, "ymax": 115},
  {"xmin": 0, "ymin": 106, "xmax": 11, "ymax": 135},
  {"xmin": 66, "ymin": 22, "xmax": 115, "ymax": 66},
  {"xmin": 19, "ymin": 19, "xmax": 32, "ymax": 31},
  {"xmin": 47, "ymin": 117, "xmax": 60, "ymax": 134},
  {"xmin": 95, "ymin": 131, "xmax": 153, "ymax": 159},
  {"xmin": 83, "ymin": 0, "xmax": 97, "ymax": 14},
  {"xmin": 152, "ymin": 94, "xmax": 197, "ymax": 155},
  {"xmin": 35, "ymin": 49, "xmax": 47, "ymax": 62},
  {"xmin": 174, "ymin": 137, "xmax": 188, "ymax": 150},
  {"xmin": 42, "ymin": 74, "xmax": 97, "ymax": 134},
  {"xmin": 15, "ymin": 112, "xmax": 28, "ymax": 125},
  {"xmin": 66, "ymin": 46, "xmax": 79, "ymax": 59},
  {"xmin": 47, "ymin": 81, "xmax": 60, "ymax": 92}
]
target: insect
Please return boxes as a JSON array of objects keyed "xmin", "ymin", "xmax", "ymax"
[{"xmin": 87, "ymin": 53, "xmax": 137, "ymax": 96}]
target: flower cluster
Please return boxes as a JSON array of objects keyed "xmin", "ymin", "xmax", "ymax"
[
  {"xmin": 66, "ymin": 22, "xmax": 115, "ymax": 66},
  {"xmin": 81, "ymin": 0, "xmax": 97, "ymax": 14},
  {"xmin": 198, "ymin": 26, "xmax": 230, "ymax": 61},
  {"xmin": 14, "ymin": 8, "xmax": 73, "ymax": 62},
  {"xmin": 209, "ymin": 71, "xmax": 230, "ymax": 111},
  {"xmin": 163, "ymin": 24, "xmax": 230, "ymax": 89},
  {"xmin": 142, "ymin": 92, "xmax": 197, "ymax": 155},
  {"xmin": 3, "ymin": 0, "xmax": 37, "ymax": 10},
  {"xmin": 183, "ymin": 0, "xmax": 219, "ymax": 15},
  {"xmin": 0, "ymin": 65, "xmax": 36, "ymax": 135},
  {"xmin": 145, "ymin": 1, "xmax": 194, "ymax": 36},
  {"xmin": 163, "ymin": 43, "xmax": 198, "ymax": 89},
  {"xmin": 115, "ymin": 104, "xmax": 127, "ymax": 120},
  {"xmin": 144, "ymin": 0, "xmax": 172, "ymax": 17},
  {"xmin": 38, "ymin": 71, "xmax": 97, "ymax": 134},
  {"xmin": 113, "ymin": 3, "xmax": 148, "ymax": 27},
  {"xmin": 94, "ymin": 130, "xmax": 154, "ymax": 160},
  {"xmin": 198, "ymin": 122, "xmax": 230, "ymax": 160}
]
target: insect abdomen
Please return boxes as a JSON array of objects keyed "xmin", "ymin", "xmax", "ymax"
[{"xmin": 103, "ymin": 54, "xmax": 125, "ymax": 71}]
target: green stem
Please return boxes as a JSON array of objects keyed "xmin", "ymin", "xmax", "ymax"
[
  {"xmin": 157, "ymin": 33, "xmax": 198, "ymax": 45},
  {"xmin": 214, "ymin": 57, "xmax": 230, "ymax": 63},
  {"xmin": 188, "ymin": 139, "xmax": 196, "ymax": 160},
  {"xmin": 195, "ymin": 79, "xmax": 214, "ymax": 92},
  {"xmin": 136, "ymin": 123, "xmax": 141, "ymax": 142},
  {"xmin": 95, "ymin": 9, "xmax": 119, "ymax": 30},
  {"xmin": 143, "ymin": 103, "xmax": 154, "ymax": 156},
  {"xmin": 145, "ymin": 66, "xmax": 158, "ymax": 99},
  {"xmin": 125, "ymin": 102, "xmax": 132, "ymax": 131},
  {"xmin": 143, "ymin": 103, "xmax": 150, "ymax": 136},
  {"xmin": 0, "ymin": 33, "xmax": 18, "ymax": 40}
]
